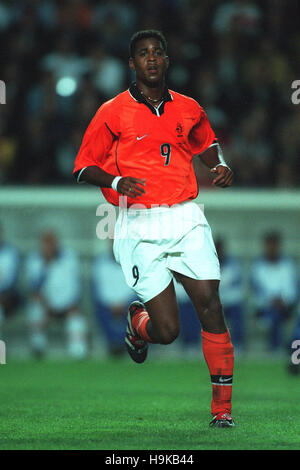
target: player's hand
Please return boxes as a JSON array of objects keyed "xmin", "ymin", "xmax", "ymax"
[
  {"xmin": 210, "ymin": 165, "xmax": 233, "ymax": 188},
  {"xmin": 117, "ymin": 177, "xmax": 146, "ymax": 197}
]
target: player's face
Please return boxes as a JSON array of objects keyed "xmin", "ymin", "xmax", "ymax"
[
  {"xmin": 129, "ymin": 38, "xmax": 169, "ymax": 86},
  {"xmin": 265, "ymin": 238, "xmax": 280, "ymax": 260},
  {"xmin": 41, "ymin": 233, "xmax": 58, "ymax": 261}
]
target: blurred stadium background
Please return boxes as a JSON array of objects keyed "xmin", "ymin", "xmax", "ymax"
[{"xmin": 0, "ymin": 0, "xmax": 299, "ymax": 363}]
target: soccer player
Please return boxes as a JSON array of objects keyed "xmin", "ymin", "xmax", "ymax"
[{"xmin": 74, "ymin": 30, "xmax": 235, "ymax": 427}]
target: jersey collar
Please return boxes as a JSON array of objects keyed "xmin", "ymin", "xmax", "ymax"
[{"xmin": 128, "ymin": 82, "xmax": 173, "ymax": 116}]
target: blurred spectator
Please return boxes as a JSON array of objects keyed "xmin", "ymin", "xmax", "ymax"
[
  {"xmin": 0, "ymin": 223, "xmax": 20, "ymax": 337},
  {"xmin": 25, "ymin": 71, "xmax": 58, "ymax": 116},
  {"xmin": 91, "ymin": 242, "xmax": 135, "ymax": 356},
  {"xmin": 92, "ymin": 0, "xmax": 137, "ymax": 54},
  {"xmin": 250, "ymin": 232, "xmax": 299, "ymax": 351},
  {"xmin": 24, "ymin": 231, "xmax": 87, "ymax": 358},
  {"xmin": 0, "ymin": 1, "xmax": 13, "ymax": 32},
  {"xmin": 86, "ymin": 45, "xmax": 127, "ymax": 99},
  {"xmin": 212, "ymin": 0, "xmax": 262, "ymax": 36},
  {"xmin": 216, "ymin": 238, "xmax": 245, "ymax": 351},
  {"xmin": 55, "ymin": 0, "xmax": 93, "ymax": 33},
  {"xmin": 40, "ymin": 34, "xmax": 89, "ymax": 82},
  {"xmin": 34, "ymin": 0, "xmax": 58, "ymax": 30}
]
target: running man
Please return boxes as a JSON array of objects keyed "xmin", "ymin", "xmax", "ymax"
[{"xmin": 74, "ymin": 30, "xmax": 235, "ymax": 427}]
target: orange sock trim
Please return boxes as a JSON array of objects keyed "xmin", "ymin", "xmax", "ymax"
[
  {"xmin": 132, "ymin": 311, "xmax": 153, "ymax": 343},
  {"xmin": 201, "ymin": 330, "xmax": 231, "ymax": 344},
  {"xmin": 201, "ymin": 329, "xmax": 234, "ymax": 416}
]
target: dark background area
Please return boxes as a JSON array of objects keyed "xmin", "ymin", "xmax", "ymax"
[{"xmin": 0, "ymin": 0, "xmax": 299, "ymax": 187}]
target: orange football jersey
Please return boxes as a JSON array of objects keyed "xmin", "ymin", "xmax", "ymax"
[{"xmin": 73, "ymin": 83, "xmax": 216, "ymax": 207}]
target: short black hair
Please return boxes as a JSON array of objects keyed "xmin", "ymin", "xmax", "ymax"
[{"xmin": 129, "ymin": 29, "xmax": 167, "ymax": 58}]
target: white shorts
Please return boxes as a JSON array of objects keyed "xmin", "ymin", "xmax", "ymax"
[{"xmin": 113, "ymin": 200, "xmax": 220, "ymax": 303}]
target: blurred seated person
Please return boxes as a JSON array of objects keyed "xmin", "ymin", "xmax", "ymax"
[
  {"xmin": 25, "ymin": 231, "xmax": 87, "ymax": 358},
  {"xmin": 216, "ymin": 238, "xmax": 245, "ymax": 351},
  {"xmin": 250, "ymin": 232, "xmax": 298, "ymax": 351},
  {"xmin": 174, "ymin": 280, "xmax": 201, "ymax": 357},
  {"xmin": 0, "ymin": 223, "xmax": 20, "ymax": 337},
  {"xmin": 91, "ymin": 241, "xmax": 135, "ymax": 356}
]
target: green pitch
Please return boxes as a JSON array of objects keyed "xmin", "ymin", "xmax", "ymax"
[{"xmin": 0, "ymin": 358, "xmax": 299, "ymax": 450}]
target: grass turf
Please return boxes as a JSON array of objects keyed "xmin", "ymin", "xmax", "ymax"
[{"xmin": 0, "ymin": 358, "xmax": 299, "ymax": 450}]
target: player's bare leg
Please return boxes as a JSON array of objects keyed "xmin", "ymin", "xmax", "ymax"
[
  {"xmin": 144, "ymin": 280, "xmax": 180, "ymax": 344},
  {"xmin": 125, "ymin": 280, "xmax": 180, "ymax": 362},
  {"xmin": 175, "ymin": 274, "xmax": 235, "ymax": 427}
]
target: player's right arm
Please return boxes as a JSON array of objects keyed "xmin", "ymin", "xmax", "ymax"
[
  {"xmin": 78, "ymin": 166, "xmax": 146, "ymax": 198},
  {"xmin": 73, "ymin": 102, "xmax": 146, "ymax": 198}
]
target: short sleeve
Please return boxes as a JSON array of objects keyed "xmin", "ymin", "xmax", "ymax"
[
  {"xmin": 73, "ymin": 101, "xmax": 119, "ymax": 175},
  {"xmin": 188, "ymin": 106, "xmax": 216, "ymax": 155}
]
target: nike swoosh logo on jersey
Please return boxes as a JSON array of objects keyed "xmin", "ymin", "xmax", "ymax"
[
  {"xmin": 219, "ymin": 377, "xmax": 232, "ymax": 383},
  {"xmin": 136, "ymin": 134, "xmax": 148, "ymax": 140}
]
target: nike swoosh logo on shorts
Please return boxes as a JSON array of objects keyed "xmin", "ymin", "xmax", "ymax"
[{"xmin": 136, "ymin": 134, "xmax": 148, "ymax": 140}]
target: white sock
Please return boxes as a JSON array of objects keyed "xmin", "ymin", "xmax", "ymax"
[
  {"xmin": 27, "ymin": 300, "xmax": 47, "ymax": 352},
  {"xmin": 65, "ymin": 313, "xmax": 88, "ymax": 358}
]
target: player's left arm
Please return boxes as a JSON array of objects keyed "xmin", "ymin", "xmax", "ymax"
[
  {"xmin": 198, "ymin": 143, "xmax": 234, "ymax": 188},
  {"xmin": 189, "ymin": 104, "xmax": 233, "ymax": 188}
]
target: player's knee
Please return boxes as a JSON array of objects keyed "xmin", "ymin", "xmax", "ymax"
[
  {"xmin": 158, "ymin": 324, "xmax": 180, "ymax": 345},
  {"xmin": 202, "ymin": 290, "xmax": 222, "ymax": 314}
]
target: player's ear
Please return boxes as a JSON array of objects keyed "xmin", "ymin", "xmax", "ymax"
[
  {"xmin": 129, "ymin": 57, "xmax": 135, "ymax": 72},
  {"xmin": 165, "ymin": 55, "xmax": 170, "ymax": 69}
]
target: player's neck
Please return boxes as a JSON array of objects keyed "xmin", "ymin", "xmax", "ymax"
[{"xmin": 136, "ymin": 80, "xmax": 165, "ymax": 107}]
